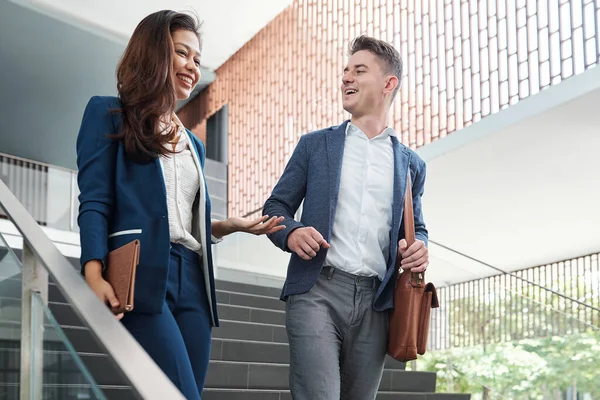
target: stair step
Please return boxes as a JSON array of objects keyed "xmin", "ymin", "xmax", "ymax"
[
  {"xmin": 210, "ymin": 338, "xmax": 405, "ymax": 370},
  {"xmin": 217, "ymin": 290, "xmax": 284, "ymax": 311},
  {"xmin": 211, "ymin": 338, "xmax": 289, "ymax": 364},
  {"xmin": 205, "ymin": 360, "xmax": 436, "ymax": 392},
  {"xmin": 215, "ymin": 280, "xmax": 282, "ymax": 298},
  {"xmin": 98, "ymin": 387, "xmax": 137, "ymax": 400},
  {"xmin": 202, "ymin": 389, "xmax": 470, "ymax": 400},
  {"xmin": 202, "ymin": 388, "xmax": 291, "ymax": 400},
  {"xmin": 217, "ymin": 304, "xmax": 285, "ymax": 326},
  {"xmin": 378, "ymin": 394, "xmax": 471, "ymax": 399},
  {"xmin": 3, "ymin": 297, "xmax": 287, "ymax": 331},
  {"xmin": 0, "ymin": 280, "xmax": 75, "ymax": 305},
  {"xmin": 213, "ymin": 320, "xmax": 288, "ymax": 343},
  {"xmin": 0, "ymin": 348, "xmax": 128, "ymax": 387},
  {"xmin": 1, "ymin": 297, "xmax": 79, "ymax": 326},
  {"xmin": 384, "ymin": 356, "xmax": 407, "ymax": 371}
]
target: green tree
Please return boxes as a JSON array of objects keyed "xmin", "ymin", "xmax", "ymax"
[{"xmin": 418, "ymin": 331, "xmax": 600, "ymax": 399}]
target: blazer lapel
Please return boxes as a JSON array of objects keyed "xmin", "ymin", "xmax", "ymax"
[
  {"xmin": 389, "ymin": 135, "xmax": 412, "ymax": 268},
  {"xmin": 185, "ymin": 132, "xmax": 208, "ymax": 245},
  {"xmin": 325, "ymin": 121, "xmax": 350, "ymax": 238},
  {"xmin": 183, "ymin": 132, "xmax": 218, "ymax": 325}
]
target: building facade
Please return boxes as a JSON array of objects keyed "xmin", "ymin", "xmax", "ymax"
[{"xmin": 180, "ymin": 0, "xmax": 600, "ymax": 217}]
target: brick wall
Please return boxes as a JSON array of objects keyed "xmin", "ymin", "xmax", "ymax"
[{"xmin": 179, "ymin": 0, "xmax": 600, "ymax": 217}]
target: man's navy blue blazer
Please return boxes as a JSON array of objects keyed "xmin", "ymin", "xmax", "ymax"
[
  {"xmin": 263, "ymin": 121, "xmax": 428, "ymax": 311},
  {"xmin": 76, "ymin": 96, "xmax": 219, "ymax": 326}
]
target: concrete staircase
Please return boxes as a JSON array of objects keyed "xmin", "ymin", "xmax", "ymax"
[
  {"xmin": 0, "ymin": 271, "xmax": 469, "ymax": 399},
  {"xmin": 203, "ymin": 280, "xmax": 468, "ymax": 400}
]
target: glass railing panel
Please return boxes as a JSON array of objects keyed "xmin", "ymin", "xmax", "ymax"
[
  {"xmin": 0, "ymin": 231, "xmax": 22, "ymax": 400},
  {"xmin": 31, "ymin": 292, "xmax": 106, "ymax": 400}
]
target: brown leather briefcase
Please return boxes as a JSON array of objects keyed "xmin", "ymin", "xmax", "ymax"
[
  {"xmin": 387, "ymin": 171, "xmax": 439, "ymax": 362},
  {"xmin": 103, "ymin": 239, "xmax": 140, "ymax": 314}
]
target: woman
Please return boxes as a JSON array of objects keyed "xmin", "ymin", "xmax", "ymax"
[{"xmin": 76, "ymin": 10, "xmax": 284, "ymax": 399}]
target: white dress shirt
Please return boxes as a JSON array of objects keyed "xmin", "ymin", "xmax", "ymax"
[{"xmin": 324, "ymin": 122, "xmax": 396, "ymax": 280}]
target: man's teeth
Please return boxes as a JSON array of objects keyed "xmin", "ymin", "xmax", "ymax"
[{"xmin": 346, "ymin": 89, "xmax": 357, "ymax": 94}]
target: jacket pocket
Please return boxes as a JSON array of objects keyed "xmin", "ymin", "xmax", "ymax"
[{"xmin": 108, "ymin": 229, "xmax": 143, "ymax": 239}]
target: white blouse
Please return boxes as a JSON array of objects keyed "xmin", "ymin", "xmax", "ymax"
[{"xmin": 159, "ymin": 117, "xmax": 203, "ymax": 253}]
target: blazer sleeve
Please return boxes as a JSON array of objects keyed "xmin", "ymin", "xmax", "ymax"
[
  {"xmin": 412, "ymin": 159, "xmax": 428, "ymax": 247},
  {"xmin": 76, "ymin": 96, "xmax": 118, "ymax": 274},
  {"xmin": 262, "ymin": 135, "xmax": 309, "ymax": 252}
]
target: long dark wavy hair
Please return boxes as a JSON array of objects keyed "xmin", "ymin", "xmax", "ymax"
[{"xmin": 113, "ymin": 10, "xmax": 202, "ymax": 161}]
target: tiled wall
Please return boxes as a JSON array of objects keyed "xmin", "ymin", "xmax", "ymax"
[{"xmin": 179, "ymin": 0, "xmax": 600, "ymax": 217}]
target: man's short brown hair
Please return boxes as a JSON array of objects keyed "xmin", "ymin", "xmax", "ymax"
[{"xmin": 348, "ymin": 35, "xmax": 403, "ymax": 98}]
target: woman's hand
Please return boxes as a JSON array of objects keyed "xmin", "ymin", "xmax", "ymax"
[
  {"xmin": 84, "ymin": 261, "xmax": 124, "ymax": 320},
  {"xmin": 230, "ymin": 215, "xmax": 285, "ymax": 235},
  {"xmin": 212, "ymin": 215, "xmax": 285, "ymax": 238}
]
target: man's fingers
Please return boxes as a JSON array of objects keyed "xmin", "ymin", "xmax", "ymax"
[
  {"xmin": 401, "ymin": 241, "xmax": 420, "ymax": 258},
  {"xmin": 401, "ymin": 241, "xmax": 425, "ymax": 260},
  {"xmin": 307, "ymin": 237, "xmax": 321, "ymax": 253},
  {"xmin": 398, "ymin": 239, "xmax": 408, "ymax": 256},
  {"xmin": 300, "ymin": 242, "xmax": 317, "ymax": 258},
  {"xmin": 308, "ymin": 229, "xmax": 330, "ymax": 249},
  {"xmin": 295, "ymin": 248, "xmax": 312, "ymax": 260},
  {"xmin": 402, "ymin": 258, "xmax": 426, "ymax": 270},
  {"xmin": 115, "ymin": 313, "xmax": 125, "ymax": 320},
  {"xmin": 401, "ymin": 246, "xmax": 425, "ymax": 265},
  {"xmin": 406, "ymin": 262, "xmax": 428, "ymax": 273}
]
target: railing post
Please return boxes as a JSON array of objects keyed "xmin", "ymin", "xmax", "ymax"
[{"xmin": 20, "ymin": 240, "xmax": 48, "ymax": 400}]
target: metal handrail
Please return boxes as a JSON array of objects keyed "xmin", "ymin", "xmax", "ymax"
[
  {"xmin": 0, "ymin": 179, "xmax": 185, "ymax": 399},
  {"xmin": 429, "ymin": 239, "xmax": 600, "ymax": 314}
]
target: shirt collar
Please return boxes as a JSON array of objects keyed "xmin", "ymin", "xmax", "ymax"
[
  {"xmin": 345, "ymin": 121, "xmax": 397, "ymax": 139},
  {"xmin": 160, "ymin": 114, "xmax": 187, "ymax": 139},
  {"xmin": 160, "ymin": 113, "xmax": 188, "ymax": 151}
]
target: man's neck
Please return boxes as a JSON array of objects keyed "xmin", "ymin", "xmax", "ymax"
[{"xmin": 350, "ymin": 113, "xmax": 389, "ymax": 139}]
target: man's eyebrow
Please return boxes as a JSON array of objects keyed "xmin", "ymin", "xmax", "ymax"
[{"xmin": 343, "ymin": 64, "xmax": 369, "ymax": 72}]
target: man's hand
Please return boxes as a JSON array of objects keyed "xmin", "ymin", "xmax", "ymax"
[
  {"xmin": 287, "ymin": 227, "xmax": 330, "ymax": 260},
  {"xmin": 398, "ymin": 239, "xmax": 429, "ymax": 273}
]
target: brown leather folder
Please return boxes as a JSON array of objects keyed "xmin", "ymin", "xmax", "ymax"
[
  {"xmin": 387, "ymin": 171, "xmax": 439, "ymax": 362},
  {"xmin": 103, "ymin": 240, "xmax": 140, "ymax": 314}
]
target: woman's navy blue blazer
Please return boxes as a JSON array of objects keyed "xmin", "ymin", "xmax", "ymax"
[{"xmin": 76, "ymin": 96, "xmax": 219, "ymax": 326}]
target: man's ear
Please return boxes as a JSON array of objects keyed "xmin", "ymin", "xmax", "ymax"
[{"xmin": 384, "ymin": 75, "xmax": 399, "ymax": 96}]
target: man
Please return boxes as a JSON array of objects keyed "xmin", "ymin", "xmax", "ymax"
[{"xmin": 263, "ymin": 36, "xmax": 429, "ymax": 400}]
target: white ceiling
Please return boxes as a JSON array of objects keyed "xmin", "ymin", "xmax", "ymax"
[
  {"xmin": 9, "ymin": 0, "xmax": 293, "ymax": 70},
  {"xmin": 419, "ymin": 66, "xmax": 600, "ymax": 286}
]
